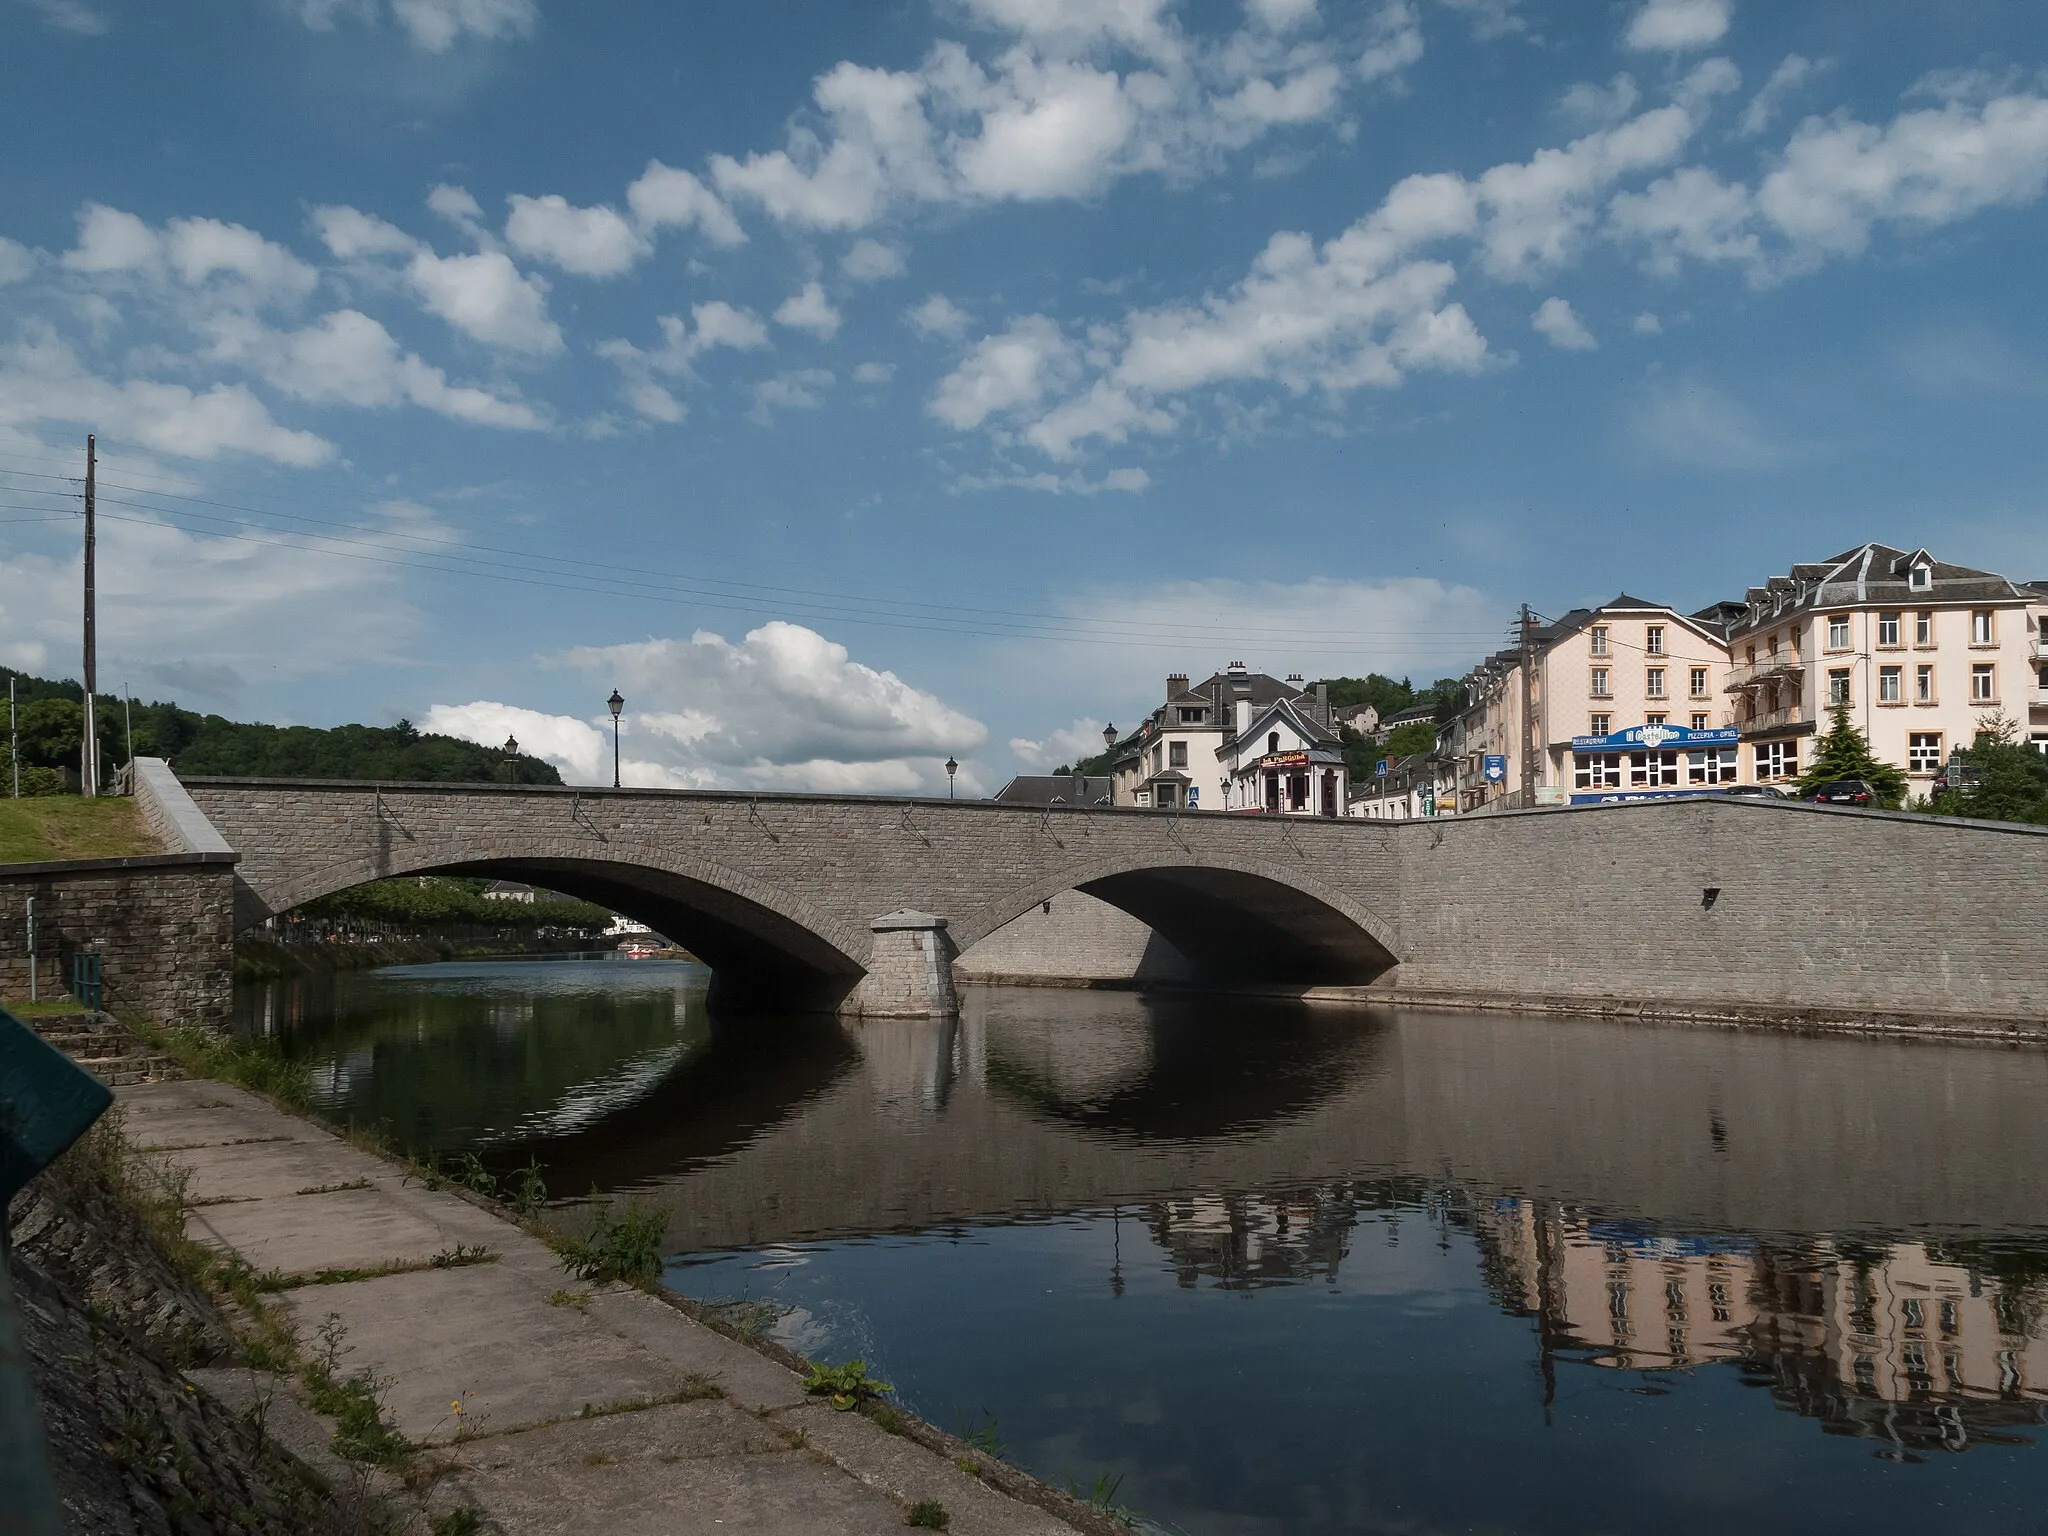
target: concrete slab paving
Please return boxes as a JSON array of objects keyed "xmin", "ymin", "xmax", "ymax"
[{"xmin": 118, "ymin": 1079, "xmax": 1091, "ymax": 1535}]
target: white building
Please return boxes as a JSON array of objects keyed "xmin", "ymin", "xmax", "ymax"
[
  {"xmin": 1218, "ymin": 696, "xmax": 1348, "ymax": 816},
  {"xmin": 1110, "ymin": 665, "xmax": 1308, "ymax": 810}
]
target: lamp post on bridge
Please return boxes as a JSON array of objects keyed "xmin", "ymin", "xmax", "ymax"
[
  {"xmin": 501, "ymin": 734, "xmax": 518, "ymax": 785},
  {"xmin": 607, "ymin": 690, "xmax": 624, "ymax": 790},
  {"xmin": 945, "ymin": 756, "xmax": 958, "ymax": 799}
]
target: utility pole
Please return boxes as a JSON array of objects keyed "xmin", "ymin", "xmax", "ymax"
[
  {"xmin": 1519, "ymin": 603, "xmax": 1536, "ymax": 808},
  {"xmin": 9, "ymin": 677, "xmax": 17, "ymax": 798},
  {"xmin": 81, "ymin": 434, "xmax": 98, "ymax": 797}
]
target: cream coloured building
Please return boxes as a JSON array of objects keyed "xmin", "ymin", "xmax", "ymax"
[{"xmin": 1725, "ymin": 545, "xmax": 2041, "ymax": 790}]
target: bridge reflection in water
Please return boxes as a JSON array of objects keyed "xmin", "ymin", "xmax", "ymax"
[{"xmin": 249, "ymin": 961, "xmax": 2048, "ymax": 1520}]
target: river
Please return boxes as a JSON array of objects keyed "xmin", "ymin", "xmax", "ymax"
[{"xmin": 236, "ymin": 957, "xmax": 2048, "ymax": 1534}]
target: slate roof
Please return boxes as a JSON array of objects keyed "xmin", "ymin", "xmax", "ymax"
[
  {"xmin": 1730, "ymin": 544, "xmax": 2035, "ymax": 637},
  {"xmin": 991, "ymin": 774, "xmax": 1114, "ymax": 806}
]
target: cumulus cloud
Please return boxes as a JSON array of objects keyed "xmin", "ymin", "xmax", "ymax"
[
  {"xmin": 749, "ymin": 369, "xmax": 835, "ymax": 423},
  {"xmin": 841, "ymin": 238, "xmax": 906, "ymax": 281},
  {"xmin": 62, "ymin": 204, "xmax": 319, "ymax": 307},
  {"xmin": 311, "ymin": 204, "xmax": 419, "ymax": 260},
  {"xmin": 1531, "ymin": 296, "xmax": 1595, "ymax": 349},
  {"xmin": 1434, "ymin": 0, "xmax": 1525, "ymax": 42},
  {"xmin": 929, "ymin": 316, "xmax": 1081, "ymax": 431},
  {"xmin": 1009, "ymin": 717, "xmax": 1111, "ymax": 771},
  {"xmin": 293, "ymin": 0, "xmax": 537, "ymax": 52},
  {"xmin": 503, "ymin": 194, "xmax": 647, "ymax": 277},
  {"xmin": 1622, "ymin": 0, "xmax": 1730, "ymax": 53},
  {"xmin": 1356, "ymin": 1, "xmax": 1422, "ymax": 84},
  {"xmin": 0, "ymin": 237, "xmax": 34, "ymax": 285},
  {"xmin": 597, "ymin": 302, "xmax": 771, "ymax": 423},
  {"xmin": 21, "ymin": 0, "xmax": 108, "ymax": 34},
  {"xmin": 624, "ymin": 161, "xmax": 748, "ymax": 247},
  {"xmin": 952, "ymin": 465, "xmax": 1150, "ymax": 495},
  {"xmin": 1738, "ymin": 53, "xmax": 1815, "ymax": 138},
  {"xmin": 0, "ymin": 332, "xmax": 332, "ymax": 465},
  {"xmin": 405, "ymin": 247, "xmax": 563, "ymax": 354},
  {"xmin": 852, "ymin": 361, "xmax": 896, "ymax": 384},
  {"xmin": 430, "ymin": 622, "xmax": 988, "ymax": 793},
  {"xmin": 907, "ymin": 293, "xmax": 971, "ymax": 339},
  {"xmin": 1632, "ymin": 311, "xmax": 1662, "ymax": 334},
  {"xmin": 772, "ymin": 281, "xmax": 843, "ymax": 338}
]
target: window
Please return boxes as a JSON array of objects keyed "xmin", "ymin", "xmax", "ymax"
[
  {"xmin": 1177, "ymin": 707, "xmax": 1203, "ymax": 723},
  {"xmin": 1756, "ymin": 741, "xmax": 1798, "ymax": 780},
  {"xmin": 1828, "ymin": 615, "xmax": 1851, "ymax": 650},
  {"xmin": 1909, "ymin": 733, "xmax": 1942, "ymax": 775},
  {"xmin": 1589, "ymin": 713, "xmax": 1610, "ymax": 736},
  {"xmin": 1688, "ymin": 748, "xmax": 1737, "ymax": 784},
  {"xmin": 1590, "ymin": 667, "xmax": 1611, "ymax": 698},
  {"xmin": 1268, "ymin": 731, "xmax": 1281, "ymax": 753},
  {"xmin": 1916, "ymin": 611, "xmax": 1934, "ymax": 647},
  {"xmin": 1574, "ymin": 753, "xmax": 1623, "ymax": 789},
  {"xmin": 1878, "ymin": 666, "xmax": 1901, "ymax": 704},
  {"xmin": 1878, "ymin": 612, "xmax": 1900, "ymax": 647},
  {"xmin": 1646, "ymin": 668, "xmax": 1666, "ymax": 699},
  {"xmin": 1910, "ymin": 562, "xmax": 1932, "ymax": 591},
  {"xmin": 1972, "ymin": 610, "xmax": 1995, "ymax": 645},
  {"xmin": 1689, "ymin": 667, "xmax": 1708, "ymax": 698},
  {"xmin": 1168, "ymin": 741, "xmax": 1188, "ymax": 768},
  {"xmin": 1828, "ymin": 668, "xmax": 1851, "ymax": 705},
  {"xmin": 1645, "ymin": 713, "xmax": 1667, "ymax": 726},
  {"xmin": 1972, "ymin": 663, "xmax": 1995, "ymax": 701},
  {"xmin": 1646, "ymin": 625, "xmax": 1665, "ymax": 656},
  {"xmin": 1630, "ymin": 751, "xmax": 1680, "ymax": 787},
  {"xmin": 1691, "ymin": 712, "xmax": 1709, "ymax": 730},
  {"xmin": 1590, "ymin": 626, "xmax": 1609, "ymax": 656},
  {"xmin": 1917, "ymin": 664, "xmax": 1935, "ymax": 703}
]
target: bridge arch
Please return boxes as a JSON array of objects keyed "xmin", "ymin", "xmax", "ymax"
[
  {"xmin": 953, "ymin": 849, "xmax": 1400, "ymax": 988},
  {"xmin": 248, "ymin": 834, "xmax": 870, "ymax": 1012}
]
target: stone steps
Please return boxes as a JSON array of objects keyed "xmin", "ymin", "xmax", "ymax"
[{"xmin": 29, "ymin": 1011, "xmax": 185, "ymax": 1087}]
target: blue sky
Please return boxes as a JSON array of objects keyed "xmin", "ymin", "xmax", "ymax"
[{"xmin": 2, "ymin": 0, "xmax": 2045, "ymax": 792}]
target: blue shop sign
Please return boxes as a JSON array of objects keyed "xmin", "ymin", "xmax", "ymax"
[
  {"xmin": 1482, "ymin": 753, "xmax": 1506, "ymax": 782},
  {"xmin": 1569, "ymin": 788, "xmax": 1730, "ymax": 805},
  {"xmin": 1568, "ymin": 723, "xmax": 1738, "ymax": 752}
]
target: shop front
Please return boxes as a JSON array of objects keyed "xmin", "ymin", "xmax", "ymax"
[{"xmin": 1568, "ymin": 723, "xmax": 1740, "ymax": 805}]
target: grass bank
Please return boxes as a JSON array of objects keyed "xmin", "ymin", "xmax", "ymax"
[{"xmin": 0, "ymin": 794, "xmax": 159, "ymax": 863}]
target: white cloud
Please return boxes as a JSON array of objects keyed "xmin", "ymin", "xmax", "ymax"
[
  {"xmin": 1632, "ymin": 311, "xmax": 1662, "ymax": 334},
  {"xmin": 953, "ymin": 0, "xmax": 1178, "ymax": 59},
  {"xmin": 1009, "ymin": 717, "xmax": 1111, "ymax": 770},
  {"xmin": 61, "ymin": 204, "xmax": 318, "ymax": 308},
  {"xmin": 952, "ymin": 464, "xmax": 1150, "ymax": 494},
  {"xmin": 429, "ymin": 622, "xmax": 989, "ymax": 792},
  {"xmin": 62, "ymin": 203, "xmax": 162, "ymax": 273},
  {"xmin": 597, "ymin": 303, "xmax": 771, "ymax": 423},
  {"xmin": 772, "ymin": 281, "xmax": 843, "ymax": 339},
  {"xmin": 426, "ymin": 183, "xmax": 488, "ymax": 234},
  {"xmin": 311, "ymin": 204, "xmax": 420, "ymax": 260},
  {"xmin": 935, "ymin": 168, "xmax": 1489, "ymax": 460},
  {"xmin": 1434, "ymin": 0, "xmax": 1524, "ymax": 41},
  {"xmin": 1245, "ymin": 0, "xmax": 1317, "ymax": 32},
  {"xmin": 852, "ymin": 361, "xmax": 895, "ymax": 384},
  {"xmin": 929, "ymin": 315, "xmax": 1081, "ymax": 430},
  {"xmin": 1531, "ymin": 296, "xmax": 1595, "ymax": 350},
  {"xmin": 624, "ymin": 161, "xmax": 749, "ymax": 247},
  {"xmin": 841, "ymin": 238, "xmax": 907, "ymax": 281},
  {"xmin": 0, "ymin": 332, "xmax": 333, "ymax": 465},
  {"xmin": 1623, "ymin": 0, "xmax": 1730, "ymax": 53},
  {"xmin": 750, "ymin": 369, "xmax": 836, "ymax": 423},
  {"xmin": 0, "ymin": 238, "xmax": 34, "ymax": 284},
  {"xmin": 908, "ymin": 293, "xmax": 971, "ymax": 339},
  {"xmin": 295, "ymin": 0, "xmax": 537, "ymax": 52},
  {"xmin": 1356, "ymin": 1, "xmax": 1422, "ymax": 84},
  {"xmin": 503, "ymin": 194, "xmax": 647, "ymax": 278},
  {"xmin": 208, "ymin": 308, "xmax": 546, "ymax": 429},
  {"xmin": 1560, "ymin": 73, "xmax": 1640, "ymax": 128},
  {"xmin": 405, "ymin": 248, "xmax": 563, "ymax": 354},
  {"xmin": 1738, "ymin": 53, "xmax": 1815, "ymax": 138},
  {"xmin": 950, "ymin": 57, "xmax": 1143, "ymax": 199}
]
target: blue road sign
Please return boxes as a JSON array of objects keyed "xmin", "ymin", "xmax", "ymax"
[
  {"xmin": 1483, "ymin": 753, "xmax": 1507, "ymax": 783},
  {"xmin": 1375, "ymin": 759, "xmax": 1388, "ymax": 777}
]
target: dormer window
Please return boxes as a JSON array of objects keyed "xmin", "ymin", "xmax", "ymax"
[
  {"xmin": 1909, "ymin": 562, "xmax": 1932, "ymax": 592},
  {"xmin": 1268, "ymin": 731, "xmax": 1281, "ymax": 753}
]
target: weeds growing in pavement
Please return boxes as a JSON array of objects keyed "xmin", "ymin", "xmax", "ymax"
[
  {"xmin": 430, "ymin": 1243, "xmax": 496, "ymax": 1269},
  {"xmin": 905, "ymin": 1500, "xmax": 950, "ymax": 1529},
  {"xmin": 303, "ymin": 1314, "xmax": 410, "ymax": 1466},
  {"xmin": 508, "ymin": 1158, "xmax": 549, "ymax": 1217},
  {"xmin": 137, "ymin": 1023, "xmax": 314, "ymax": 1109},
  {"xmin": 1065, "ymin": 1473, "xmax": 1137, "ymax": 1528},
  {"xmin": 551, "ymin": 1195, "xmax": 668, "ymax": 1285},
  {"xmin": 802, "ymin": 1359, "xmax": 893, "ymax": 1411},
  {"xmin": 431, "ymin": 1511, "xmax": 483, "ymax": 1536},
  {"xmin": 954, "ymin": 1408, "xmax": 1004, "ymax": 1459}
]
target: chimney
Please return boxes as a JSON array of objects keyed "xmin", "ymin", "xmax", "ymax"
[
  {"xmin": 1315, "ymin": 681, "xmax": 1328, "ymax": 723},
  {"xmin": 1167, "ymin": 672, "xmax": 1188, "ymax": 702}
]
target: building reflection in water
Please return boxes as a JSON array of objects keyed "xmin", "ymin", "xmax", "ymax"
[{"xmin": 1150, "ymin": 1183, "xmax": 2048, "ymax": 1456}]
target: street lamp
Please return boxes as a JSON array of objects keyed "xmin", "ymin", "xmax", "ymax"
[
  {"xmin": 1101, "ymin": 722, "xmax": 1116, "ymax": 748},
  {"xmin": 945, "ymin": 755, "xmax": 958, "ymax": 798},
  {"xmin": 501, "ymin": 734, "xmax": 519, "ymax": 784},
  {"xmin": 607, "ymin": 690, "xmax": 624, "ymax": 790}
]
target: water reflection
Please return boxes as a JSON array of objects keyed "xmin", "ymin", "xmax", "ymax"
[{"xmin": 254, "ymin": 962, "xmax": 2048, "ymax": 1533}]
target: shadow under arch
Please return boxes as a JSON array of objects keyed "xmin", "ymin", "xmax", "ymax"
[
  {"xmin": 261, "ymin": 847, "xmax": 868, "ymax": 1014},
  {"xmin": 958, "ymin": 854, "xmax": 1399, "ymax": 988}
]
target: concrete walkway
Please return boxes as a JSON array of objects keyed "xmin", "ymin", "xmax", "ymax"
[{"xmin": 122, "ymin": 1079, "xmax": 1085, "ymax": 1535}]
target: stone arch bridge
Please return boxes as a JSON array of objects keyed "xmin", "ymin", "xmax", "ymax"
[{"xmin": 146, "ymin": 764, "xmax": 2048, "ymax": 1027}]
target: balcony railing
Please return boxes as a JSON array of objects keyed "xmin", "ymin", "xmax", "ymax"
[
  {"xmin": 1726, "ymin": 703, "xmax": 1809, "ymax": 735},
  {"xmin": 1723, "ymin": 654, "xmax": 1806, "ymax": 691}
]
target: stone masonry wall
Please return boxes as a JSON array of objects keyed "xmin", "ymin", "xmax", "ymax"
[
  {"xmin": 0, "ymin": 855, "xmax": 237, "ymax": 1026},
  {"xmin": 176, "ymin": 770, "xmax": 2048, "ymax": 1026},
  {"xmin": 955, "ymin": 890, "xmax": 1191, "ymax": 985}
]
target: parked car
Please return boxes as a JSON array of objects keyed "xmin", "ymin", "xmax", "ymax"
[
  {"xmin": 1717, "ymin": 783, "xmax": 1790, "ymax": 799},
  {"xmin": 1806, "ymin": 778, "xmax": 1875, "ymax": 807}
]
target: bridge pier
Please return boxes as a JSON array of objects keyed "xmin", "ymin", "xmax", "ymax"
[{"xmin": 844, "ymin": 911, "xmax": 958, "ymax": 1019}]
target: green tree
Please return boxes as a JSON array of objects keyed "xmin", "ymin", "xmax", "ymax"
[
  {"xmin": 1796, "ymin": 704, "xmax": 1907, "ymax": 806},
  {"xmin": 1929, "ymin": 714, "xmax": 2048, "ymax": 826}
]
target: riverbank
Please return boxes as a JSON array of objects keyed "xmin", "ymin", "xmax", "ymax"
[
  {"xmin": 235, "ymin": 935, "xmax": 615, "ymax": 981},
  {"xmin": 99, "ymin": 1076, "xmax": 1110, "ymax": 1535}
]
